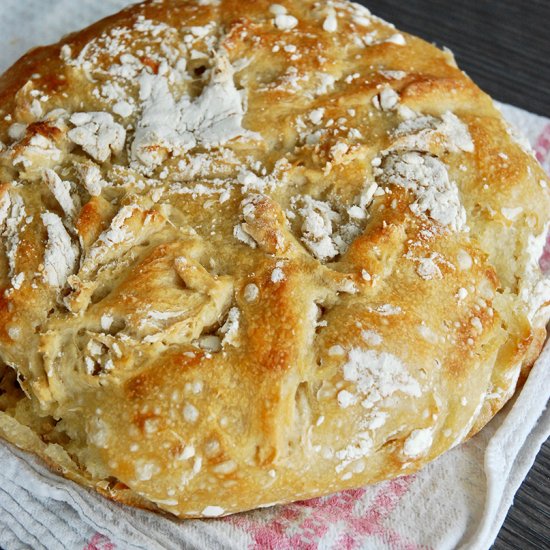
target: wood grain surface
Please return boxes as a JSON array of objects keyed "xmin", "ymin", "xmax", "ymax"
[
  {"xmin": 494, "ymin": 442, "xmax": 550, "ymax": 549},
  {"xmin": 364, "ymin": 0, "xmax": 550, "ymax": 118},
  {"xmin": 363, "ymin": 1, "xmax": 550, "ymax": 548}
]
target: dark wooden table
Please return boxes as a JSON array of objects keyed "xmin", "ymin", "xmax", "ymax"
[{"xmin": 363, "ymin": 1, "xmax": 550, "ymax": 548}]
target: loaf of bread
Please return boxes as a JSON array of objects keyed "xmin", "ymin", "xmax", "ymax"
[{"xmin": 0, "ymin": 0, "xmax": 548, "ymax": 518}]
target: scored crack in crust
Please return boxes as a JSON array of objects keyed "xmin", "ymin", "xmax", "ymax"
[{"xmin": 0, "ymin": 0, "xmax": 549, "ymax": 519}]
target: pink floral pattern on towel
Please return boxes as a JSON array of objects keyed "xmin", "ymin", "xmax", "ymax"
[
  {"xmin": 534, "ymin": 123, "xmax": 550, "ymax": 167},
  {"xmin": 84, "ymin": 533, "xmax": 115, "ymax": 550},
  {"xmin": 226, "ymin": 476, "xmax": 425, "ymax": 550},
  {"xmin": 535, "ymin": 123, "xmax": 550, "ymax": 272}
]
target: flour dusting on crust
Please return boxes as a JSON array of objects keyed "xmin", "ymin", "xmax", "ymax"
[
  {"xmin": 41, "ymin": 212, "xmax": 79, "ymax": 288},
  {"xmin": 377, "ymin": 152, "xmax": 467, "ymax": 231},
  {"xmin": 68, "ymin": 112, "xmax": 126, "ymax": 163},
  {"xmin": 340, "ymin": 348, "xmax": 422, "ymax": 410},
  {"xmin": 132, "ymin": 54, "xmax": 260, "ymax": 170}
]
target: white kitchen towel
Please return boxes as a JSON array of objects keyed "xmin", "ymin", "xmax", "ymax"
[{"xmin": 0, "ymin": 2, "xmax": 549, "ymax": 549}]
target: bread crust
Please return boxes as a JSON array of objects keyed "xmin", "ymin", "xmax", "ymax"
[{"xmin": 0, "ymin": 0, "xmax": 548, "ymax": 518}]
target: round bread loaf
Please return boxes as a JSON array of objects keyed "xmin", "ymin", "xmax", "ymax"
[{"xmin": 0, "ymin": 0, "xmax": 548, "ymax": 518}]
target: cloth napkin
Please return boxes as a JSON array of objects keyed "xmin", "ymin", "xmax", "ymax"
[{"xmin": 0, "ymin": 2, "xmax": 549, "ymax": 549}]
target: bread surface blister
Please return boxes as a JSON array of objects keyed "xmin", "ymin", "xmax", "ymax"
[{"xmin": 0, "ymin": 0, "xmax": 548, "ymax": 518}]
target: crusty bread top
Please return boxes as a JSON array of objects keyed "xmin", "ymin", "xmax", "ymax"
[{"xmin": 0, "ymin": 0, "xmax": 548, "ymax": 518}]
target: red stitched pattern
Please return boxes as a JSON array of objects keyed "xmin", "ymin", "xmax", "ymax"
[
  {"xmin": 534, "ymin": 123, "xmax": 550, "ymax": 166},
  {"xmin": 227, "ymin": 475, "xmax": 427, "ymax": 550},
  {"xmin": 83, "ymin": 533, "xmax": 115, "ymax": 550},
  {"xmin": 541, "ymin": 232, "xmax": 550, "ymax": 274}
]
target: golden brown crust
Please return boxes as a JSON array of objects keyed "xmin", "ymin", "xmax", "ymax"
[{"xmin": 0, "ymin": 0, "xmax": 549, "ymax": 518}]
